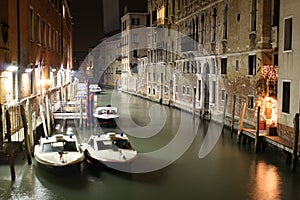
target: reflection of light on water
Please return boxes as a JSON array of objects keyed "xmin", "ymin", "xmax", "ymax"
[{"xmin": 249, "ymin": 161, "xmax": 282, "ymax": 200}]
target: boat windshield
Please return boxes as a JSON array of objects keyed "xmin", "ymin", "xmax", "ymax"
[
  {"xmin": 108, "ymin": 109, "xmax": 117, "ymax": 114},
  {"xmin": 42, "ymin": 141, "xmax": 77, "ymax": 152},
  {"xmin": 112, "ymin": 139, "xmax": 133, "ymax": 150},
  {"xmin": 96, "ymin": 140, "xmax": 118, "ymax": 151}
]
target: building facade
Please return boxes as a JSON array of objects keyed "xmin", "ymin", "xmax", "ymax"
[
  {"xmin": 144, "ymin": 0, "xmax": 278, "ymax": 125},
  {"xmin": 0, "ymin": 0, "xmax": 73, "ymax": 144},
  {"xmin": 121, "ymin": 12, "xmax": 148, "ymax": 92},
  {"xmin": 277, "ymin": 0, "xmax": 300, "ymax": 141}
]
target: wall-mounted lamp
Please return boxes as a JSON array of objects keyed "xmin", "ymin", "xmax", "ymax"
[
  {"xmin": 6, "ymin": 65, "xmax": 19, "ymax": 72},
  {"xmin": 25, "ymin": 68, "xmax": 33, "ymax": 73}
]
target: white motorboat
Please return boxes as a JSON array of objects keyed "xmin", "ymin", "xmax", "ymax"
[
  {"xmin": 89, "ymin": 84, "xmax": 102, "ymax": 94},
  {"xmin": 34, "ymin": 134, "xmax": 84, "ymax": 169},
  {"xmin": 93, "ymin": 106, "xmax": 120, "ymax": 127},
  {"xmin": 80, "ymin": 132, "xmax": 137, "ymax": 169}
]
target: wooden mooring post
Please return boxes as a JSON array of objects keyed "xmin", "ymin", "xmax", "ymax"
[
  {"xmin": 231, "ymin": 95, "xmax": 236, "ymax": 136},
  {"xmin": 291, "ymin": 113, "xmax": 299, "ymax": 172},
  {"xmin": 255, "ymin": 106, "xmax": 261, "ymax": 153},
  {"xmin": 20, "ymin": 105, "xmax": 32, "ymax": 165},
  {"xmin": 5, "ymin": 110, "xmax": 15, "ymax": 181},
  {"xmin": 237, "ymin": 102, "xmax": 246, "ymax": 144},
  {"xmin": 221, "ymin": 94, "xmax": 228, "ymax": 134}
]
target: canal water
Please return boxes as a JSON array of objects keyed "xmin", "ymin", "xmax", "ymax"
[{"xmin": 1, "ymin": 89, "xmax": 300, "ymax": 200}]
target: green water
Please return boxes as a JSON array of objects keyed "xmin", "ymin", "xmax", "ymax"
[{"xmin": 1, "ymin": 90, "xmax": 300, "ymax": 200}]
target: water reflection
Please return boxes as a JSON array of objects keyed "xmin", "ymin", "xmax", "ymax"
[{"xmin": 248, "ymin": 160, "xmax": 282, "ymax": 200}]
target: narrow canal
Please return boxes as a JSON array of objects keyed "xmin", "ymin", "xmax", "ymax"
[{"xmin": 1, "ymin": 89, "xmax": 300, "ymax": 200}]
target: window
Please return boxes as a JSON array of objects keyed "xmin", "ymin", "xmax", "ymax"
[
  {"xmin": 200, "ymin": 14, "xmax": 205, "ymax": 44},
  {"xmin": 37, "ymin": 15, "xmax": 41, "ymax": 44},
  {"xmin": 198, "ymin": 80, "xmax": 201, "ymax": 100},
  {"xmin": 221, "ymin": 58, "xmax": 227, "ymax": 75},
  {"xmin": 251, "ymin": 0, "xmax": 257, "ymax": 32},
  {"xmin": 131, "ymin": 18, "xmax": 140, "ymax": 25},
  {"xmin": 43, "ymin": 20, "xmax": 47, "ymax": 47},
  {"xmin": 30, "ymin": 7, "xmax": 34, "ymax": 41},
  {"xmin": 211, "ymin": 81, "xmax": 216, "ymax": 103},
  {"xmin": 52, "ymin": 28, "xmax": 55, "ymax": 51},
  {"xmin": 133, "ymin": 49, "xmax": 138, "ymax": 57},
  {"xmin": 132, "ymin": 34, "xmax": 138, "ymax": 43},
  {"xmin": 235, "ymin": 60, "xmax": 239, "ymax": 71},
  {"xmin": 223, "ymin": 4, "xmax": 228, "ymax": 40},
  {"xmin": 284, "ymin": 17, "xmax": 293, "ymax": 51},
  {"xmin": 48, "ymin": 24, "xmax": 51, "ymax": 50},
  {"xmin": 274, "ymin": 54, "xmax": 278, "ymax": 66},
  {"xmin": 56, "ymin": 31, "xmax": 58, "ymax": 52},
  {"xmin": 212, "ymin": 8, "xmax": 217, "ymax": 42},
  {"xmin": 221, "ymin": 90, "xmax": 226, "ymax": 101},
  {"xmin": 182, "ymin": 86, "xmax": 186, "ymax": 95},
  {"xmin": 187, "ymin": 87, "xmax": 190, "ymax": 96},
  {"xmin": 59, "ymin": 34, "xmax": 61, "ymax": 54},
  {"xmin": 248, "ymin": 96, "xmax": 254, "ymax": 109},
  {"xmin": 273, "ymin": 0, "xmax": 280, "ymax": 26},
  {"xmin": 282, "ymin": 81, "xmax": 290, "ymax": 113},
  {"xmin": 132, "ymin": 63, "xmax": 138, "ymax": 73},
  {"xmin": 248, "ymin": 55, "xmax": 256, "ymax": 75}
]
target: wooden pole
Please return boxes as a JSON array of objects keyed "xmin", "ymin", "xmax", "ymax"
[
  {"xmin": 20, "ymin": 105, "xmax": 32, "ymax": 165},
  {"xmin": 5, "ymin": 110, "xmax": 15, "ymax": 181},
  {"xmin": 222, "ymin": 94, "xmax": 228, "ymax": 133},
  {"xmin": 26, "ymin": 98, "xmax": 33, "ymax": 151},
  {"xmin": 80, "ymin": 97, "xmax": 83, "ymax": 128},
  {"xmin": 291, "ymin": 113, "xmax": 299, "ymax": 172},
  {"xmin": 193, "ymin": 87, "xmax": 196, "ymax": 117},
  {"xmin": 45, "ymin": 93, "xmax": 51, "ymax": 136},
  {"xmin": 231, "ymin": 95, "xmax": 236, "ymax": 135},
  {"xmin": 237, "ymin": 102, "xmax": 247, "ymax": 144},
  {"xmin": 255, "ymin": 106, "xmax": 261, "ymax": 153}
]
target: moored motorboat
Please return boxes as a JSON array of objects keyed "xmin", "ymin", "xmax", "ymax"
[
  {"xmin": 80, "ymin": 132, "xmax": 137, "ymax": 170},
  {"xmin": 34, "ymin": 134, "xmax": 84, "ymax": 169},
  {"xmin": 93, "ymin": 106, "xmax": 120, "ymax": 127}
]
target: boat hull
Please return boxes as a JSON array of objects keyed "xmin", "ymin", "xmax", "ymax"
[
  {"xmin": 96, "ymin": 117, "xmax": 118, "ymax": 127},
  {"xmin": 83, "ymin": 149, "xmax": 136, "ymax": 172}
]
